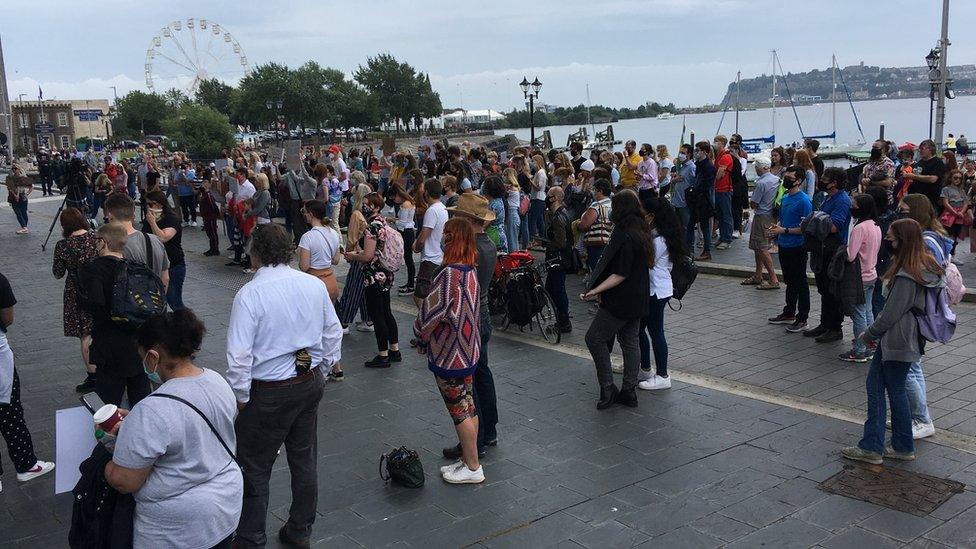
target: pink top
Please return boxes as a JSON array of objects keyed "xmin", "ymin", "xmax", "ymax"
[{"xmin": 846, "ymin": 220, "xmax": 882, "ymax": 282}]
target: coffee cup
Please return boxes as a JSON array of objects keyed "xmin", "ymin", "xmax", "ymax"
[{"xmin": 93, "ymin": 404, "xmax": 123, "ymax": 432}]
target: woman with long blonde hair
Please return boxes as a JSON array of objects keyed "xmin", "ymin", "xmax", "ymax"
[
  {"xmin": 528, "ymin": 154, "xmax": 548, "ymax": 246},
  {"xmin": 842, "ymin": 218, "xmax": 944, "ymax": 465}
]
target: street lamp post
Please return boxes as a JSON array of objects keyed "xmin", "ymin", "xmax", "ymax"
[
  {"xmin": 266, "ymin": 99, "xmax": 283, "ymax": 144},
  {"xmin": 926, "ymin": 48, "xmax": 938, "ymax": 141},
  {"xmin": 17, "ymin": 93, "xmax": 27, "ymax": 155},
  {"xmin": 520, "ymin": 76, "xmax": 542, "ymax": 147},
  {"xmin": 933, "ymin": 0, "xmax": 951, "ymax": 152}
]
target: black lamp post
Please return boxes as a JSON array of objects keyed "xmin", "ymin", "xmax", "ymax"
[
  {"xmin": 266, "ymin": 99, "xmax": 284, "ymax": 143},
  {"xmin": 520, "ymin": 76, "xmax": 542, "ymax": 146},
  {"xmin": 926, "ymin": 48, "xmax": 939, "ymax": 140}
]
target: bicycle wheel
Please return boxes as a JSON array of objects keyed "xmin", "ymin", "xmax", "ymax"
[{"xmin": 535, "ymin": 288, "xmax": 562, "ymax": 344}]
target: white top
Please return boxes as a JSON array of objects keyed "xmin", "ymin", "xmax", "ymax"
[
  {"xmin": 648, "ymin": 235, "xmax": 673, "ymax": 299},
  {"xmin": 659, "ymin": 157, "xmax": 674, "ymax": 188},
  {"xmin": 421, "ymin": 201, "xmax": 449, "ymax": 263},
  {"xmin": 298, "ymin": 226, "xmax": 341, "ymax": 269},
  {"xmin": 532, "ymin": 169, "xmax": 548, "ymax": 201},
  {"xmin": 237, "ymin": 180, "xmax": 256, "ymax": 201},
  {"xmin": 396, "ymin": 205, "xmax": 416, "ymax": 230},
  {"xmin": 506, "ymin": 188, "xmax": 521, "ymax": 210},
  {"xmin": 226, "ymin": 265, "xmax": 343, "ymax": 403}
]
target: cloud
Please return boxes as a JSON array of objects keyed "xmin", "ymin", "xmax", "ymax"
[{"xmin": 8, "ymin": 74, "xmax": 144, "ymax": 102}]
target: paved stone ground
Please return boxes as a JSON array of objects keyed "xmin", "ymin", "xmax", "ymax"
[{"xmin": 1, "ymin": 194, "xmax": 976, "ymax": 547}]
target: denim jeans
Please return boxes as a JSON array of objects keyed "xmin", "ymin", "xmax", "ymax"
[
  {"xmin": 505, "ymin": 207, "xmax": 521, "ymax": 252},
  {"xmin": 528, "ymin": 199, "xmax": 546, "ymax": 239},
  {"xmin": 10, "ymin": 199, "xmax": 28, "ymax": 228},
  {"xmin": 518, "ymin": 212, "xmax": 529, "ymax": 249},
  {"xmin": 166, "ymin": 264, "xmax": 186, "ymax": 310},
  {"xmin": 858, "ymin": 349, "xmax": 913, "ymax": 455},
  {"xmin": 871, "ymin": 281, "xmax": 886, "ymax": 319},
  {"xmin": 688, "ymin": 212, "xmax": 711, "ymax": 253},
  {"xmin": 638, "ymin": 295, "xmax": 670, "ymax": 376},
  {"xmin": 675, "ymin": 207, "xmax": 691, "ymax": 247},
  {"xmin": 906, "ymin": 361, "xmax": 932, "ymax": 424},
  {"xmin": 585, "ymin": 244, "xmax": 605, "ymax": 273},
  {"xmin": 715, "ymin": 191, "xmax": 733, "ymax": 243},
  {"xmin": 778, "ymin": 246, "xmax": 810, "ymax": 321},
  {"xmin": 851, "ymin": 280, "xmax": 876, "ymax": 354}
]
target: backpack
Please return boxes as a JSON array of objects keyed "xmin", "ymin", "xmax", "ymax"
[
  {"xmin": 945, "ymin": 262, "xmax": 966, "ymax": 306},
  {"xmin": 110, "ymin": 233, "xmax": 167, "ymax": 327},
  {"xmin": 379, "ymin": 446, "xmax": 424, "ymax": 488},
  {"xmin": 505, "ymin": 268, "xmax": 543, "ymax": 326},
  {"xmin": 375, "ymin": 222, "xmax": 405, "ymax": 272},
  {"xmin": 914, "ymin": 286, "xmax": 956, "ymax": 344},
  {"xmin": 669, "ymin": 255, "xmax": 698, "ymax": 309}
]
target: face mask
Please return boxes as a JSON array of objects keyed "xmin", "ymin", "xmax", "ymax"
[
  {"xmin": 545, "ymin": 197, "xmax": 554, "ymax": 209},
  {"xmin": 870, "ymin": 147, "xmax": 882, "ymax": 159},
  {"xmin": 677, "ymin": 153, "xmax": 687, "ymax": 162},
  {"xmin": 149, "ymin": 208, "xmax": 163, "ymax": 217},
  {"xmin": 143, "ymin": 351, "xmax": 163, "ymax": 384}
]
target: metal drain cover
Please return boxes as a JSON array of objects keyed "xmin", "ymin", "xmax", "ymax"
[{"xmin": 820, "ymin": 464, "xmax": 965, "ymax": 516}]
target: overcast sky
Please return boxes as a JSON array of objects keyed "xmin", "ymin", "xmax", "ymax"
[{"xmin": 3, "ymin": 0, "xmax": 973, "ymax": 111}]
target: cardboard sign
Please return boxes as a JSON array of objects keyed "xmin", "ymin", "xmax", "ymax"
[
  {"xmin": 214, "ymin": 158, "xmax": 229, "ymax": 171},
  {"xmin": 381, "ymin": 136, "xmax": 396, "ymax": 155},
  {"xmin": 481, "ymin": 134, "xmax": 519, "ymax": 154},
  {"xmin": 56, "ymin": 406, "xmax": 97, "ymax": 494},
  {"xmin": 284, "ymin": 140, "xmax": 302, "ymax": 168}
]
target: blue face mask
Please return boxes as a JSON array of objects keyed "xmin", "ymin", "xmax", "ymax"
[{"xmin": 143, "ymin": 351, "xmax": 163, "ymax": 384}]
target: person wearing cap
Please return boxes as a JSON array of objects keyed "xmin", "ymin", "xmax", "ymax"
[
  {"xmin": 744, "ymin": 157, "xmax": 781, "ymax": 290},
  {"xmin": 443, "ymin": 191, "xmax": 499, "ymax": 462}
]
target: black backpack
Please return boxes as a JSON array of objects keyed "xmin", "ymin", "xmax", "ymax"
[
  {"xmin": 505, "ymin": 269, "xmax": 543, "ymax": 326},
  {"xmin": 669, "ymin": 255, "xmax": 698, "ymax": 310},
  {"xmin": 110, "ymin": 233, "xmax": 167, "ymax": 326},
  {"xmin": 379, "ymin": 446, "xmax": 425, "ymax": 488}
]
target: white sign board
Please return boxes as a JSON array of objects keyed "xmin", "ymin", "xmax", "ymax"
[{"xmin": 56, "ymin": 406, "xmax": 97, "ymax": 494}]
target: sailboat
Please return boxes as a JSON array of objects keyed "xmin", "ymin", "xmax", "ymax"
[{"xmin": 720, "ymin": 51, "xmax": 867, "ymax": 161}]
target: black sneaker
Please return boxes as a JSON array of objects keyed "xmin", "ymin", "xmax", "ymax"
[
  {"xmin": 785, "ymin": 320, "xmax": 808, "ymax": 333},
  {"xmin": 364, "ymin": 355, "xmax": 392, "ymax": 368},
  {"xmin": 802, "ymin": 324, "xmax": 828, "ymax": 338},
  {"xmin": 767, "ymin": 313, "xmax": 796, "ymax": 324},
  {"xmin": 397, "ymin": 285, "xmax": 414, "ymax": 295},
  {"xmin": 389, "ymin": 350, "xmax": 402, "ymax": 362},
  {"xmin": 75, "ymin": 374, "xmax": 97, "ymax": 393},
  {"xmin": 815, "ymin": 330, "xmax": 844, "ymax": 343},
  {"xmin": 225, "ymin": 260, "xmax": 241, "ymax": 267}
]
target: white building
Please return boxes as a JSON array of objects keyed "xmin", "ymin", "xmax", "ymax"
[{"xmin": 442, "ymin": 109, "xmax": 505, "ymax": 126}]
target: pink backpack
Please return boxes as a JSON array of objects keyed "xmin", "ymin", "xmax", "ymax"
[
  {"xmin": 376, "ymin": 222, "xmax": 405, "ymax": 272},
  {"xmin": 945, "ymin": 261, "xmax": 966, "ymax": 306}
]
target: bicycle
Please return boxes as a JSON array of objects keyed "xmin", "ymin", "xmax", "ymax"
[{"xmin": 488, "ymin": 252, "xmax": 562, "ymax": 344}]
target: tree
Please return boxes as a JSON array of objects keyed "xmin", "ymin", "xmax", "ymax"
[
  {"xmin": 195, "ymin": 79, "xmax": 237, "ymax": 119},
  {"xmin": 162, "ymin": 88, "xmax": 190, "ymax": 109},
  {"xmin": 355, "ymin": 54, "xmax": 429, "ymax": 132},
  {"xmin": 114, "ymin": 91, "xmax": 172, "ymax": 138},
  {"xmin": 234, "ymin": 62, "xmax": 292, "ymax": 129},
  {"xmin": 161, "ymin": 104, "xmax": 236, "ymax": 158},
  {"xmin": 331, "ymin": 80, "xmax": 380, "ymax": 129}
]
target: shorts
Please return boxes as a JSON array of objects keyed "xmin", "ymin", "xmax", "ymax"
[
  {"xmin": 435, "ymin": 374, "xmax": 477, "ymax": 425},
  {"xmin": 414, "ymin": 260, "xmax": 439, "ymax": 299},
  {"xmin": 749, "ymin": 213, "xmax": 776, "ymax": 251}
]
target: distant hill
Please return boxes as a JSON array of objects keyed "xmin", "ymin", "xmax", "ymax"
[{"xmin": 717, "ymin": 62, "xmax": 976, "ymax": 107}]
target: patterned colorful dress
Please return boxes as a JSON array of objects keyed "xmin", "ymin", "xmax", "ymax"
[
  {"xmin": 52, "ymin": 231, "xmax": 98, "ymax": 337},
  {"xmin": 361, "ymin": 218, "xmax": 395, "ymax": 291}
]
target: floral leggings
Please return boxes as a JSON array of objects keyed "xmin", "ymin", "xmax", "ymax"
[{"xmin": 435, "ymin": 374, "xmax": 477, "ymax": 425}]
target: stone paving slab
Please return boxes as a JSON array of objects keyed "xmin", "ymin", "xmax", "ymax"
[{"xmin": 1, "ymin": 198, "xmax": 976, "ymax": 547}]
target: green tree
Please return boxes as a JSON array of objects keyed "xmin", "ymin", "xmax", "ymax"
[
  {"xmin": 355, "ymin": 53, "xmax": 426, "ymax": 132},
  {"xmin": 114, "ymin": 91, "xmax": 172, "ymax": 138},
  {"xmin": 161, "ymin": 104, "xmax": 236, "ymax": 158},
  {"xmin": 162, "ymin": 88, "xmax": 190, "ymax": 109},
  {"xmin": 234, "ymin": 62, "xmax": 292, "ymax": 129},
  {"xmin": 195, "ymin": 79, "xmax": 237, "ymax": 118},
  {"xmin": 331, "ymin": 80, "xmax": 380, "ymax": 129}
]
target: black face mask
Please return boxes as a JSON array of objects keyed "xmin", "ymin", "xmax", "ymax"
[
  {"xmin": 896, "ymin": 211, "xmax": 910, "ymax": 220},
  {"xmin": 870, "ymin": 147, "xmax": 882, "ymax": 159}
]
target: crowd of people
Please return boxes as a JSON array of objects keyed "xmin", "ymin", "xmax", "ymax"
[{"xmin": 0, "ymin": 129, "xmax": 970, "ymax": 547}]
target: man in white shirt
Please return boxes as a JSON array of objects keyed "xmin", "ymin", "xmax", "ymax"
[
  {"xmin": 412, "ymin": 178, "xmax": 448, "ymax": 306},
  {"xmin": 227, "ymin": 224, "xmax": 342, "ymax": 548}
]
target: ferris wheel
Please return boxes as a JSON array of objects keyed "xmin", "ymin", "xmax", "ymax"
[{"xmin": 144, "ymin": 18, "xmax": 250, "ymax": 94}]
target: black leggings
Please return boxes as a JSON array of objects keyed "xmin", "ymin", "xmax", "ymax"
[
  {"xmin": 180, "ymin": 193, "xmax": 197, "ymax": 223},
  {"xmin": 401, "ymin": 227, "xmax": 416, "ymax": 287},
  {"xmin": 364, "ymin": 286, "xmax": 399, "ymax": 353}
]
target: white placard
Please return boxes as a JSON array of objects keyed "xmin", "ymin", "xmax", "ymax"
[{"xmin": 55, "ymin": 406, "xmax": 97, "ymax": 494}]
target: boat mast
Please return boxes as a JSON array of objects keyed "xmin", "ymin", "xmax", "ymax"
[
  {"xmin": 586, "ymin": 83, "xmax": 594, "ymax": 136},
  {"xmin": 735, "ymin": 70, "xmax": 740, "ymax": 134},
  {"xmin": 771, "ymin": 50, "xmax": 777, "ymax": 145},
  {"xmin": 831, "ymin": 54, "xmax": 837, "ymax": 145}
]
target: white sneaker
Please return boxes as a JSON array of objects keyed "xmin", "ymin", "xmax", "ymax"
[
  {"xmin": 638, "ymin": 369, "xmax": 653, "ymax": 382},
  {"xmin": 913, "ymin": 420, "xmax": 936, "ymax": 440},
  {"xmin": 638, "ymin": 375, "xmax": 672, "ymax": 391},
  {"xmin": 440, "ymin": 460, "xmax": 464, "ymax": 474},
  {"xmin": 190, "ymin": 221, "xmax": 198, "ymax": 227},
  {"xmin": 342, "ymin": 325, "xmax": 350, "ymax": 335},
  {"xmin": 17, "ymin": 460, "xmax": 55, "ymax": 482},
  {"xmin": 355, "ymin": 322, "xmax": 374, "ymax": 332},
  {"xmin": 442, "ymin": 464, "xmax": 485, "ymax": 484}
]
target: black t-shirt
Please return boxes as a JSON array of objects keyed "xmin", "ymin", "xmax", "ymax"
[
  {"xmin": 571, "ymin": 156, "xmax": 585, "ymax": 175},
  {"xmin": 597, "ymin": 232, "xmax": 649, "ymax": 320},
  {"xmin": 812, "ymin": 156, "xmax": 825, "ymax": 182},
  {"xmin": 78, "ymin": 256, "xmax": 142, "ymax": 375},
  {"xmin": 143, "ymin": 212, "xmax": 185, "ymax": 267},
  {"xmin": 915, "ymin": 156, "xmax": 946, "ymax": 209},
  {"xmin": 517, "ymin": 172, "xmax": 532, "ymax": 196},
  {"xmin": 0, "ymin": 272, "xmax": 16, "ymax": 333}
]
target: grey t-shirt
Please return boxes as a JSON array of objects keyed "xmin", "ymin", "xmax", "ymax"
[
  {"xmin": 124, "ymin": 230, "xmax": 170, "ymax": 278},
  {"xmin": 113, "ymin": 368, "xmax": 243, "ymax": 549},
  {"xmin": 751, "ymin": 172, "xmax": 781, "ymax": 216}
]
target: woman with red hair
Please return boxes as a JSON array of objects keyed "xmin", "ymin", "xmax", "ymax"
[{"xmin": 414, "ymin": 218, "xmax": 483, "ymax": 484}]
